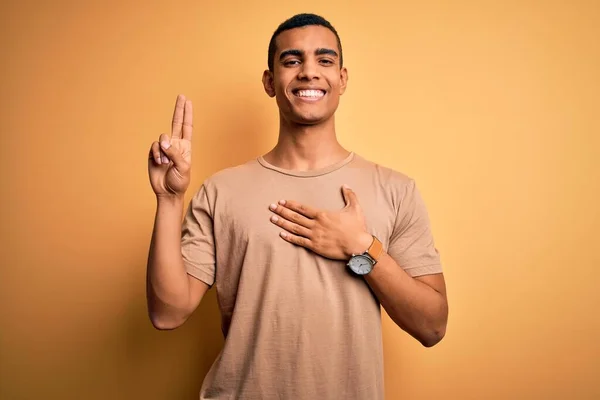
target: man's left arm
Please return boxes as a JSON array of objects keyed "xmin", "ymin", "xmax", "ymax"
[
  {"xmin": 268, "ymin": 183, "xmax": 448, "ymax": 347},
  {"xmin": 361, "ymin": 236, "xmax": 448, "ymax": 347}
]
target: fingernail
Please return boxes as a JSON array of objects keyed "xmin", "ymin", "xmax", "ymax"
[
  {"xmin": 343, "ymin": 184, "xmax": 351, "ymax": 189},
  {"xmin": 280, "ymin": 232, "xmax": 287, "ymax": 238},
  {"xmin": 160, "ymin": 141, "xmax": 171, "ymax": 150},
  {"xmin": 269, "ymin": 203, "xmax": 277, "ymax": 210},
  {"xmin": 271, "ymin": 216, "xmax": 279, "ymax": 222},
  {"xmin": 156, "ymin": 157, "xmax": 161, "ymax": 165},
  {"xmin": 162, "ymin": 156, "xmax": 169, "ymax": 164},
  {"xmin": 278, "ymin": 200, "xmax": 286, "ymax": 205}
]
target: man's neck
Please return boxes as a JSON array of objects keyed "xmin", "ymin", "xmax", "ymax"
[{"xmin": 263, "ymin": 116, "xmax": 350, "ymax": 171}]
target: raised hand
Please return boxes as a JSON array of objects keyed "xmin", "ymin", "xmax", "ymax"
[{"xmin": 148, "ymin": 94, "xmax": 193, "ymax": 197}]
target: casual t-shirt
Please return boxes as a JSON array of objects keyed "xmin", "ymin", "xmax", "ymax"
[{"xmin": 181, "ymin": 152, "xmax": 443, "ymax": 399}]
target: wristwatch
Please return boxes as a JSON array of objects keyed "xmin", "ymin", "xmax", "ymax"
[{"xmin": 347, "ymin": 235, "xmax": 384, "ymax": 276}]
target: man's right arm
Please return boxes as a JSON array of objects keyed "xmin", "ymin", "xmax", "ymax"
[
  {"xmin": 146, "ymin": 94, "xmax": 207, "ymax": 330},
  {"xmin": 146, "ymin": 195, "xmax": 209, "ymax": 330}
]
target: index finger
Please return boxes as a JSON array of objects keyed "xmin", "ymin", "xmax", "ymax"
[
  {"xmin": 182, "ymin": 100, "xmax": 193, "ymax": 141},
  {"xmin": 171, "ymin": 94, "xmax": 186, "ymax": 139},
  {"xmin": 278, "ymin": 200, "xmax": 318, "ymax": 219}
]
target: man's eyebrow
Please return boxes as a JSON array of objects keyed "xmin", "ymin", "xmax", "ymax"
[
  {"xmin": 315, "ymin": 48, "xmax": 338, "ymax": 57},
  {"xmin": 279, "ymin": 48, "xmax": 339, "ymax": 61},
  {"xmin": 279, "ymin": 49, "xmax": 303, "ymax": 60}
]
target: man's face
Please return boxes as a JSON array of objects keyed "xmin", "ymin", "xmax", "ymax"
[{"xmin": 263, "ymin": 25, "xmax": 348, "ymax": 125}]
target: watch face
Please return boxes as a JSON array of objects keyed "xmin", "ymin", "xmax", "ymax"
[{"xmin": 348, "ymin": 255, "xmax": 374, "ymax": 275}]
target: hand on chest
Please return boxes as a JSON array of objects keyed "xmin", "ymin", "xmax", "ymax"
[{"xmin": 215, "ymin": 183, "xmax": 394, "ymax": 254}]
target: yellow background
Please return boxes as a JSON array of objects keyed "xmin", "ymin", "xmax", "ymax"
[{"xmin": 1, "ymin": 1, "xmax": 599, "ymax": 399}]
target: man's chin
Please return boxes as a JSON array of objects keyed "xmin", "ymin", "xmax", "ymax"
[
  {"xmin": 289, "ymin": 112, "xmax": 330, "ymax": 126},
  {"xmin": 295, "ymin": 118, "xmax": 323, "ymax": 126}
]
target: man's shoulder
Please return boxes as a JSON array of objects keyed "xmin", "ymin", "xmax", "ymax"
[
  {"xmin": 351, "ymin": 153, "xmax": 414, "ymax": 188},
  {"xmin": 206, "ymin": 158, "xmax": 260, "ymax": 184},
  {"xmin": 188, "ymin": 157, "xmax": 261, "ymax": 195}
]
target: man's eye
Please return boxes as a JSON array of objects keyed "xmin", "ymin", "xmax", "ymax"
[
  {"xmin": 320, "ymin": 59, "xmax": 334, "ymax": 65},
  {"xmin": 284, "ymin": 60, "xmax": 301, "ymax": 66}
]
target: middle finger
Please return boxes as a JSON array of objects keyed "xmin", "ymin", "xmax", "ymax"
[{"xmin": 269, "ymin": 203, "xmax": 314, "ymax": 228}]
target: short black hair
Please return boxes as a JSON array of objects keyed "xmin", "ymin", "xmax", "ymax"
[{"xmin": 267, "ymin": 13, "xmax": 343, "ymax": 71}]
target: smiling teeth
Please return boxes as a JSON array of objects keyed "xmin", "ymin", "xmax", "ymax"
[{"xmin": 297, "ymin": 90, "xmax": 324, "ymax": 98}]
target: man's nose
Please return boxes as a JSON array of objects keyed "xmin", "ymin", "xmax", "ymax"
[{"xmin": 298, "ymin": 59, "xmax": 319, "ymax": 80}]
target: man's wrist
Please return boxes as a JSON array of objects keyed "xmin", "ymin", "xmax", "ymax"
[
  {"xmin": 345, "ymin": 231, "xmax": 374, "ymax": 259},
  {"xmin": 156, "ymin": 193, "xmax": 185, "ymax": 208}
]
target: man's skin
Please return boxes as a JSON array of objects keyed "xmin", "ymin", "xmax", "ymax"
[{"xmin": 146, "ymin": 25, "xmax": 448, "ymax": 347}]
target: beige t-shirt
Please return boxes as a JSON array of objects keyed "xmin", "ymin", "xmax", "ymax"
[{"xmin": 181, "ymin": 152, "xmax": 442, "ymax": 399}]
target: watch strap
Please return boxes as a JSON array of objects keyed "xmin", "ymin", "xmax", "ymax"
[{"xmin": 366, "ymin": 236, "xmax": 384, "ymax": 263}]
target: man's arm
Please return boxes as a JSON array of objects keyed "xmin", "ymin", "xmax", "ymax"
[
  {"xmin": 146, "ymin": 195, "xmax": 209, "ymax": 330},
  {"xmin": 146, "ymin": 94, "xmax": 209, "ymax": 330},
  {"xmin": 357, "ymin": 231, "xmax": 447, "ymax": 346},
  {"xmin": 268, "ymin": 184, "xmax": 448, "ymax": 347}
]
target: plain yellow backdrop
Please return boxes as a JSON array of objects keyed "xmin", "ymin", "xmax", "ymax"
[{"xmin": 1, "ymin": 1, "xmax": 599, "ymax": 399}]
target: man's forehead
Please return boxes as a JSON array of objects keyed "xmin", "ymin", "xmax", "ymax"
[{"xmin": 275, "ymin": 25, "xmax": 339, "ymax": 53}]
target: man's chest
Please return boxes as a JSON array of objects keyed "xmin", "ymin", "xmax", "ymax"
[{"xmin": 211, "ymin": 180, "xmax": 397, "ymax": 252}]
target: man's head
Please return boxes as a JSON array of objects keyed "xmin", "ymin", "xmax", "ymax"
[
  {"xmin": 267, "ymin": 13, "xmax": 343, "ymax": 72},
  {"xmin": 262, "ymin": 13, "xmax": 348, "ymax": 126}
]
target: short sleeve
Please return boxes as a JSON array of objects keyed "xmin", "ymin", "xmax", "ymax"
[
  {"xmin": 181, "ymin": 184, "xmax": 216, "ymax": 287},
  {"xmin": 387, "ymin": 179, "xmax": 443, "ymax": 277}
]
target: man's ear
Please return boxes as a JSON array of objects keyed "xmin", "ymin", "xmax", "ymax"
[
  {"xmin": 339, "ymin": 67, "xmax": 349, "ymax": 95},
  {"xmin": 262, "ymin": 70, "xmax": 276, "ymax": 97}
]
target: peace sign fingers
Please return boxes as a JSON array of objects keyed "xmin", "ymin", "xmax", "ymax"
[{"xmin": 171, "ymin": 94, "xmax": 192, "ymax": 140}]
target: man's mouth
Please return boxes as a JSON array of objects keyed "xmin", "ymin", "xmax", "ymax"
[{"xmin": 292, "ymin": 89, "xmax": 326, "ymax": 100}]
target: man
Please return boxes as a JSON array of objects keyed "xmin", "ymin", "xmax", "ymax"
[{"xmin": 147, "ymin": 13, "xmax": 448, "ymax": 400}]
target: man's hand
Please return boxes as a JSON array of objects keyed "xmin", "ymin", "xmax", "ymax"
[
  {"xmin": 148, "ymin": 94, "xmax": 193, "ymax": 198},
  {"xmin": 268, "ymin": 185, "xmax": 373, "ymax": 260}
]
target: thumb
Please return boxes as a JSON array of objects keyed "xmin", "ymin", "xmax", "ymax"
[
  {"xmin": 341, "ymin": 184, "xmax": 358, "ymax": 209},
  {"xmin": 160, "ymin": 140, "xmax": 186, "ymax": 168}
]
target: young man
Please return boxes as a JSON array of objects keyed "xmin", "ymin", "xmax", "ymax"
[{"xmin": 147, "ymin": 13, "xmax": 448, "ymax": 400}]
